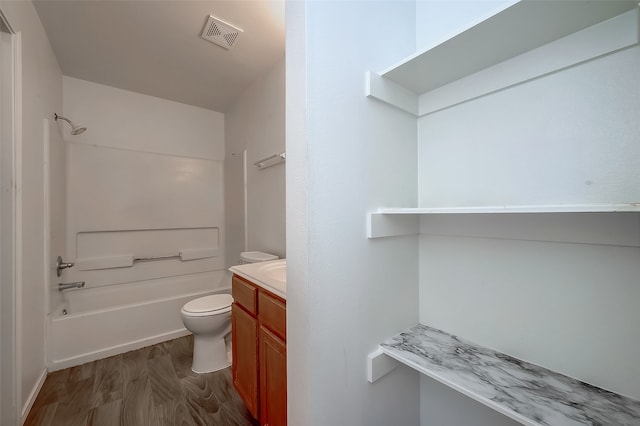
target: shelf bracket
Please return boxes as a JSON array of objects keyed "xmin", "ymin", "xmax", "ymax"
[
  {"xmin": 254, "ymin": 152, "xmax": 286, "ymax": 169},
  {"xmin": 367, "ymin": 212, "xmax": 420, "ymax": 238},
  {"xmin": 367, "ymin": 347, "xmax": 400, "ymax": 383},
  {"xmin": 365, "ymin": 72, "xmax": 418, "ymax": 116}
]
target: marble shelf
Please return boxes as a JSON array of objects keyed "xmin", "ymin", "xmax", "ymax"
[{"xmin": 368, "ymin": 324, "xmax": 640, "ymax": 426}]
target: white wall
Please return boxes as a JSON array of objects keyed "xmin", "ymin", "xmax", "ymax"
[
  {"xmin": 63, "ymin": 76, "xmax": 224, "ymax": 160},
  {"xmin": 415, "ymin": 0, "xmax": 514, "ymax": 49},
  {"xmin": 0, "ymin": 0, "xmax": 63, "ymax": 419},
  {"xmin": 414, "ymin": 4, "xmax": 640, "ymax": 425},
  {"xmin": 285, "ymin": 3, "xmax": 309, "ymax": 424},
  {"xmin": 225, "ymin": 57, "xmax": 286, "ymax": 265},
  {"xmin": 418, "ymin": 45, "xmax": 640, "ymax": 392},
  {"xmin": 0, "ymin": 18, "xmax": 15, "ymax": 426},
  {"xmin": 417, "ymin": 46, "xmax": 640, "ymax": 208},
  {"xmin": 287, "ymin": 1, "xmax": 420, "ymax": 425}
]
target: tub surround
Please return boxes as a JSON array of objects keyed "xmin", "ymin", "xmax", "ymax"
[
  {"xmin": 229, "ymin": 259, "xmax": 286, "ymax": 299},
  {"xmin": 50, "ymin": 78, "xmax": 228, "ymax": 373},
  {"xmin": 372, "ymin": 324, "xmax": 640, "ymax": 426}
]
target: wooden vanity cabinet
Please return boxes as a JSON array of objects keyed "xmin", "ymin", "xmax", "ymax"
[
  {"xmin": 259, "ymin": 325, "xmax": 287, "ymax": 426},
  {"xmin": 231, "ymin": 302, "xmax": 259, "ymax": 418},
  {"xmin": 232, "ymin": 274, "xmax": 286, "ymax": 426}
]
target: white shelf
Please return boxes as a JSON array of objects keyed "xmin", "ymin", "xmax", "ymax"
[
  {"xmin": 368, "ymin": 324, "xmax": 640, "ymax": 426},
  {"xmin": 367, "ymin": 205, "xmax": 640, "ymax": 238},
  {"xmin": 383, "ymin": 0, "xmax": 637, "ymax": 94},
  {"xmin": 378, "ymin": 204, "xmax": 640, "ymax": 214},
  {"xmin": 366, "ymin": 1, "xmax": 639, "ymax": 116}
]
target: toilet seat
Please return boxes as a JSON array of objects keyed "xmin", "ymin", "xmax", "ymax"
[{"xmin": 182, "ymin": 294, "xmax": 233, "ymax": 317}]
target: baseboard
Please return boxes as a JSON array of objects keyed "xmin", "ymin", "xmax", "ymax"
[
  {"xmin": 48, "ymin": 328, "xmax": 191, "ymax": 372},
  {"xmin": 21, "ymin": 368, "xmax": 47, "ymax": 424}
]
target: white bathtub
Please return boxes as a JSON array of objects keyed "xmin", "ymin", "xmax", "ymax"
[{"xmin": 48, "ymin": 270, "xmax": 230, "ymax": 371}]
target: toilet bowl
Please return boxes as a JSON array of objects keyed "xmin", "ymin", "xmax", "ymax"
[{"xmin": 181, "ymin": 294, "xmax": 233, "ymax": 373}]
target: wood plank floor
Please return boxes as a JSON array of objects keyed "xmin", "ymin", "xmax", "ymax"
[{"xmin": 25, "ymin": 335, "xmax": 259, "ymax": 426}]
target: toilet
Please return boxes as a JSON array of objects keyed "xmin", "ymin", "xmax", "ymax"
[
  {"xmin": 181, "ymin": 293, "xmax": 233, "ymax": 373},
  {"xmin": 180, "ymin": 251, "xmax": 278, "ymax": 373}
]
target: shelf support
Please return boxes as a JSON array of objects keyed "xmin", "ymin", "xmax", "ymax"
[
  {"xmin": 367, "ymin": 212, "xmax": 419, "ymax": 238},
  {"xmin": 365, "ymin": 72, "xmax": 418, "ymax": 116},
  {"xmin": 367, "ymin": 347, "xmax": 400, "ymax": 383}
]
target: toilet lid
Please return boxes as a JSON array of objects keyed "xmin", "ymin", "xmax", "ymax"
[
  {"xmin": 183, "ymin": 294, "xmax": 233, "ymax": 314},
  {"xmin": 240, "ymin": 251, "xmax": 278, "ymax": 263}
]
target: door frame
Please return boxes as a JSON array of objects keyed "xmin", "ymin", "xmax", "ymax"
[{"xmin": 0, "ymin": 8, "xmax": 22, "ymax": 426}]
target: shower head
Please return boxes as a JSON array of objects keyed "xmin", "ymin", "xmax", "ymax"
[
  {"xmin": 54, "ymin": 113, "xmax": 87, "ymax": 135},
  {"xmin": 71, "ymin": 126, "xmax": 86, "ymax": 135}
]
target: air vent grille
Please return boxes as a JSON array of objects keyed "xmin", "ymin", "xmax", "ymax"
[
  {"xmin": 201, "ymin": 15, "xmax": 243, "ymax": 50},
  {"xmin": 207, "ymin": 22, "xmax": 222, "ymax": 37}
]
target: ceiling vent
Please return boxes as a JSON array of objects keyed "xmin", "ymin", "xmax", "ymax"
[{"xmin": 201, "ymin": 15, "xmax": 243, "ymax": 50}]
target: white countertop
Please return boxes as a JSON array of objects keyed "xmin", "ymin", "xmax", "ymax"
[{"xmin": 229, "ymin": 259, "xmax": 286, "ymax": 300}]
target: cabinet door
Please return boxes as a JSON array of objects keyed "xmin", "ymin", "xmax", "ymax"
[
  {"xmin": 232, "ymin": 274, "xmax": 258, "ymax": 314},
  {"xmin": 258, "ymin": 290, "xmax": 286, "ymax": 340},
  {"xmin": 259, "ymin": 325, "xmax": 287, "ymax": 426},
  {"xmin": 232, "ymin": 303, "xmax": 259, "ymax": 419}
]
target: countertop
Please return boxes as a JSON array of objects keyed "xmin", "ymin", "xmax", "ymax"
[{"xmin": 229, "ymin": 259, "xmax": 286, "ymax": 300}]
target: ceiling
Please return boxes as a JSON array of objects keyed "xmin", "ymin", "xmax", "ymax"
[{"xmin": 33, "ymin": 0, "xmax": 285, "ymax": 112}]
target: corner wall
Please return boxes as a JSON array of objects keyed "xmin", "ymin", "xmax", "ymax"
[
  {"xmin": 287, "ymin": 1, "xmax": 420, "ymax": 424},
  {"xmin": 0, "ymin": 0, "xmax": 63, "ymax": 419},
  {"xmin": 225, "ymin": 57, "xmax": 286, "ymax": 265},
  {"xmin": 415, "ymin": 0, "xmax": 513, "ymax": 48},
  {"xmin": 417, "ymin": 44, "xmax": 640, "ymax": 396}
]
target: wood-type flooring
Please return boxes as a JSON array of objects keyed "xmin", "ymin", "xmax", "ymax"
[{"xmin": 24, "ymin": 335, "xmax": 259, "ymax": 426}]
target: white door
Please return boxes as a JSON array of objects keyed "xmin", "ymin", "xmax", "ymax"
[{"xmin": 0, "ymin": 11, "xmax": 20, "ymax": 426}]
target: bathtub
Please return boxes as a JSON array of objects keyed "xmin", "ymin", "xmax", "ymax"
[{"xmin": 48, "ymin": 270, "xmax": 230, "ymax": 371}]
